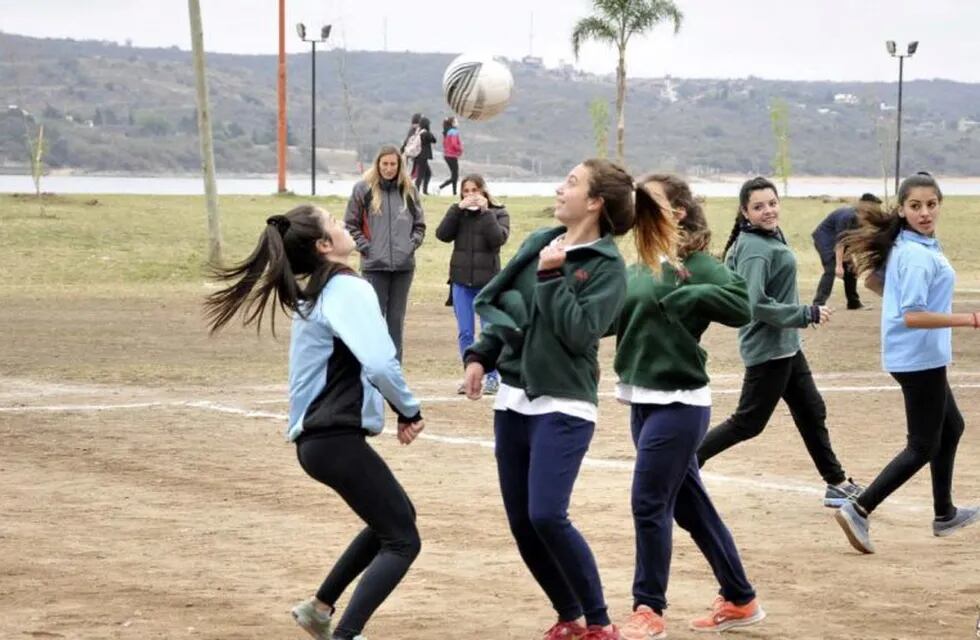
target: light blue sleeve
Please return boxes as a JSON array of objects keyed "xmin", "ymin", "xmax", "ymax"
[
  {"xmin": 895, "ymin": 247, "xmax": 933, "ymax": 313},
  {"xmin": 320, "ymin": 275, "xmax": 421, "ymax": 419}
]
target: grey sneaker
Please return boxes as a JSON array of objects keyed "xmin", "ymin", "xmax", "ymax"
[
  {"xmin": 291, "ymin": 598, "xmax": 332, "ymax": 640},
  {"xmin": 483, "ymin": 376, "xmax": 500, "ymax": 395},
  {"xmin": 824, "ymin": 478, "xmax": 864, "ymax": 508},
  {"xmin": 835, "ymin": 501, "xmax": 875, "ymax": 554},
  {"xmin": 933, "ymin": 505, "xmax": 980, "ymax": 537},
  {"xmin": 456, "ymin": 381, "xmax": 467, "ymax": 395}
]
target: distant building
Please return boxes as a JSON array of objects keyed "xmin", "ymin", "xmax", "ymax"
[
  {"xmin": 834, "ymin": 93, "xmax": 859, "ymax": 105},
  {"xmin": 958, "ymin": 118, "xmax": 980, "ymax": 133},
  {"xmin": 521, "ymin": 55, "xmax": 544, "ymax": 69},
  {"xmin": 879, "ymin": 102, "xmax": 896, "ymax": 111}
]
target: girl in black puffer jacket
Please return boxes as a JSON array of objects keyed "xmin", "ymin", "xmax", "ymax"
[{"xmin": 435, "ymin": 174, "xmax": 511, "ymax": 394}]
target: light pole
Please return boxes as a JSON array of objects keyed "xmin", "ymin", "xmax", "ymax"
[
  {"xmin": 886, "ymin": 40, "xmax": 918, "ymax": 195},
  {"xmin": 297, "ymin": 23, "xmax": 331, "ymax": 196}
]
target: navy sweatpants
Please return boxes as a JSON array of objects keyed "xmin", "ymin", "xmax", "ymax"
[
  {"xmin": 494, "ymin": 409, "xmax": 611, "ymax": 627},
  {"xmin": 631, "ymin": 403, "xmax": 755, "ymax": 611}
]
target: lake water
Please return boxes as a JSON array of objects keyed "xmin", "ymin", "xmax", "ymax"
[{"xmin": 2, "ymin": 174, "xmax": 978, "ymax": 197}]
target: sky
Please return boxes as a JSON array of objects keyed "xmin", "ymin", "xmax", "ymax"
[{"xmin": 1, "ymin": 0, "xmax": 979, "ymax": 83}]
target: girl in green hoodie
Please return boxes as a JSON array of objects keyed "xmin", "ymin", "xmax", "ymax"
[
  {"xmin": 696, "ymin": 176, "xmax": 863, "ymax": 509},
  {"xmin": 463, "ymin": 159, "xmax": 642, "ymax": 640},
  {"xmin": 613, "ymin": 174, "xmax": 764, "ymax": 639}
]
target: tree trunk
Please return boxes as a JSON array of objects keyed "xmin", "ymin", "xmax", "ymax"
[
  {"xmin": 616, "ymin": 47, "xmax": 626, "ymax": 166},
  {"xmin": 188, "ymin": 0, "xmax": 223, "ymax": 264}
]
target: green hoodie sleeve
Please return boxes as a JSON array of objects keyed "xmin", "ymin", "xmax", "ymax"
[
  {"xmin": 739, "ymin": 256, "xmax": 810, "ymax": 328},
  {"xmin": 464, "ymin": 324, "xmax": 506, "ymax": 371},
  {"xmin": 534, "ymin": 259, "xmax": 627, "ymax": 355},
  {"xmin": 660, "ymin": 262, "xmax": 751, "ymax": 328}
]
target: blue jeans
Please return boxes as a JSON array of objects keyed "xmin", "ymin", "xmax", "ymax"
[
  {"xmin": 494, "ymin": 409, "xmax": 610, "ymax": 626},
  {"xmin": 631, "ymin": 403, "xmax": 755, "ymax": 611},
  {"xmin": 452, "ymin": 283, "xmax": 498, "ymax": 380}
]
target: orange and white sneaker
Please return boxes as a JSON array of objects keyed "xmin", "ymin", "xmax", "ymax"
[
  {"xmin": 619, "ymin": 605, "xmax": 666, "ymax": 640},
  {"xmin": 543, "ymin": 620, "xmax": 588, "ymax": 640},
  {"xmin": 689, "ymin": 597, "xmax": 765, "ymax": 633}
]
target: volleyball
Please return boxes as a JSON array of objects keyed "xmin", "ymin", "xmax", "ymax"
[{"xmin": 442, "ymin": 54, "xmax": 514, "ymax": 122}]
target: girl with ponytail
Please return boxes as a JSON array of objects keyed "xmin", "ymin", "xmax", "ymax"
[
  {"xmin": 834, "ymin": 173, "xmax": 979, "ymax": 554},
  {"xmin": 696, "ymin": 177, "xmax": 864, "ymax": 509},
  {"xmin": 612, "ymin": 175, "xmax": 765, "ymax": 637},
  {"xmin": 206, "ymin": 204, "xmax": 425, "ymax": 640}
]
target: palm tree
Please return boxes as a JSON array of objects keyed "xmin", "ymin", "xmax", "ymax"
[{"xmin": 572, "ymin": 0, "xmax": 683, "ymax": 165}]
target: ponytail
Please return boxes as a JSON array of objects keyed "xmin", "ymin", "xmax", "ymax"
[
  {"xmin": 205, "ymin": 205, "xmax": 347, "ymax": 336},
  {"xmin": 721, "ymin": 214, "xmax": 743, "ymax": 259},
  {"xmin": 633, "ymin": 180, "xmax": 680, "ymax": 273}
]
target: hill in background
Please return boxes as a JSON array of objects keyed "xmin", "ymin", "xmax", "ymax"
[{"xmin": 2, "ymin": 32, "xmax": 980, "ymax": 178}]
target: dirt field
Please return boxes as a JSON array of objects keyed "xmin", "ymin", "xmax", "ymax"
[{"xmin": 2, "ymin": 285, "xmax": 979, "ymax": 640}]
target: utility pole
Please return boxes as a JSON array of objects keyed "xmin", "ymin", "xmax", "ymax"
[
  {"xmin": 187, "ymin": 0, "xmax": 222, "ymax": 263},
  {"xmin": 277, "ymin": 0, "xmax": 287, "ymax": 193}
]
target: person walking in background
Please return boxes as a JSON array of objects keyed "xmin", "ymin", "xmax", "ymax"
[
  {"xmin": 463, "ymin": 159, "xmax": 640, "ymax": 640},
  {"xmin": 696, "ymin": 177, "xmax": 864, "ymax": 509},
  {"xmin": 612, "ymin": 175, "xmax": 765, "ymax": 639},
  {"xmin": 835, "ymin": 172, "xmax": 979, "ymax": 554},
  {"xmin": 204, "ymin": 204, "xmax": 425, "ymax": 640},
  {"xmin": 812, "ymin": 193, "xmax": 882, "ymax": 309},
  {"xmin": 436, "ymin": 174, "xmax": 510, "ymax": 395},
  {"xmin": 400, "ymin": 112, "xmax": 422, "ymax": 180},
  {"xmin": 413, "ymin": 116, "xmax": 438, "ymax": 196},
  {"xmin": 438, "ymin": 116, "xmax": 463, "ymax": 195},
  {"xmin": 344, "ymin": 145, "xmax": 426, "ymax": 363}
]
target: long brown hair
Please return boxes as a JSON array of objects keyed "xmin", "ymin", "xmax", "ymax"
[
  {"xmin": 638, "ymin": 173, "xmax": 706, "ymax": 260},
  {"xmin": 362, "ymin": 144, "xmax": 417, "ymax": 214},
  {"xmin": 841, "ymin": 173, "xmax": 943, "ymax": 276},
  {"xmin": 204, "ymin": 205, "xmax": 348, "ymax": 335}
]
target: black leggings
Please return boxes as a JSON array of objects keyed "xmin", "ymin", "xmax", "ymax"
[
  {"xmin": 697, "ymin": 351, "xmax": 847, "ymax": 485},
  {"xmin": 296, "ymin": 432, "xmax": 420, "ymax": 640},
  {"xmin": 414, "ymin": 158, "xmax": 432, "ymax": 194},
  {"xmin": 857, "ymin": 367, "xmax": 965, "ymax": 518},
  {"xmin": 439, "ymin": 157, "xmax": 459, "ymax": 194}
]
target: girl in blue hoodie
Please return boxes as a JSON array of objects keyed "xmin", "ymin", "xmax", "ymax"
[{"xmin": 206, "ymin": 204, "xmax": 424, "ymax": 640}]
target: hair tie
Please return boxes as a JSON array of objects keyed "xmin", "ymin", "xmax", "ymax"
[{"xmin": 266, "ymin": 214, "xmax": 290, "ymax": 235}]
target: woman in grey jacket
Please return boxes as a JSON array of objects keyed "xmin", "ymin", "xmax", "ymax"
[{"xmin": 344, "ymin": 145, "xmax": 426, "ymax": 362}]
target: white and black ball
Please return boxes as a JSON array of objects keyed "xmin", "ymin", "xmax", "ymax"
[{"xmin": 442, "ymin": 54, "xmax": 514, "ymax": 122}]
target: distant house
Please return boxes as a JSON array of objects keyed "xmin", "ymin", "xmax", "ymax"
[
  {"xmin": 834, "ymin": 93, "xmax": 859, "ymax": 105},
  {"xmin": 521, "ymin": 55, "xmax": 544, "ymax": 69},
  {"xmin": 879, "ymin": 102, "xmax": 896, "ymax": 111},
  {"xmin": 958, "ymin": 118, "xmax": 980, "ymax": 133}
]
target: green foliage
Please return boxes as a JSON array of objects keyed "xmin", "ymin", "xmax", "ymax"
[
  {"xmin": 770, "ymin": 98, "xmax": 791, "ymax": 195},
  {"xmin": 588, "ymin": 98, "xmax": 610, "ymax": 158}
]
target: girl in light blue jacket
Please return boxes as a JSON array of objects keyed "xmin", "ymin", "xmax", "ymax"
[
  {"xmin": 206, "ymin": 203, "xmax": 424, "ymax": 640},
  {"xmin": 836, "ymin": 173, "xmax": 979, "ymax": 554}
]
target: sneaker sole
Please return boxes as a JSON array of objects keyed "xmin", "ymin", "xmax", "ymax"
[
  {"xmin": 834, "ymin": 509, "xmax": 875, "ymax": 554},
  {"xmin": 690, "ymin": 608, "xmax": 766, "ymax": 633},
  {"xmin": 934, "ymin": 509, "xmax": 980, "ymax": 537},
  {"xmin": 824, "ymin": 497, "xmax": 848, "ymax": 508}
]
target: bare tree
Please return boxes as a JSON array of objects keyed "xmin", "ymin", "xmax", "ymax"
[
  {"xmin": 769, "ymin": 99, "xmax": 791, "ymax": 196},
  {"xmin": 188, "ymin": 0, "xmax": 223, "ymax": 263}
]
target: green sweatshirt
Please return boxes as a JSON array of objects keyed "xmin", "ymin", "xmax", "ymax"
[
  {"xmin": 726, "ymin": 230, "xmax": 814, "ymax": 367},
  {"xmin": 614, "ymin": 251, "xmax": 750, "ymax": 391},
  {"xmin": 465, "ymin": 227, "xmax": 627, "ymax": 403}
]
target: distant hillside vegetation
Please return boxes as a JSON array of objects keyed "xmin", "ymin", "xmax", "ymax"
[{"xmin": 2, "ymin": 32, "xmax": 980, "ymax": 177}]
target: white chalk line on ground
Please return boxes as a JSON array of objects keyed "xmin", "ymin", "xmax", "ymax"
[
  {"xmin": 2, "ymin": 395, "xmax": 937, "ymax": 513},
  {"xmin": 241, "ymin": 382, "xmax": 980, "ymax": 406}
]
